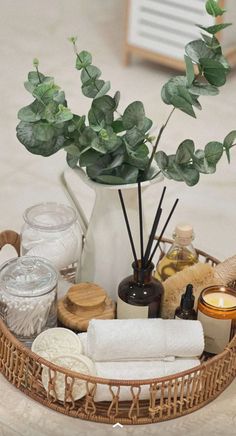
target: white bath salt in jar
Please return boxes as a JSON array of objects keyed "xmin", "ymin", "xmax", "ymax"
[
  {"xmin": 0, "ymin": 256, "xmax": 58, "ymax": 347},
  {"xmin": 21, "ymin": 202, "xmax": 82, "ymax": 288}
]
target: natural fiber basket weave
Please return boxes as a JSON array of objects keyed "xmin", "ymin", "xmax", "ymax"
[{"xmin": 0, "ymin": 230, "xmax": 235, "ymax": 425}]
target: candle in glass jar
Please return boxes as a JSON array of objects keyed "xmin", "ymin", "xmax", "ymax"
[
  {"xmin": 198, "ymin": 286, "xmax": 236, "ymax": 354},
  {"xmin": 203, "ymin": 290, "xmax": 236, "ymax": 309}
]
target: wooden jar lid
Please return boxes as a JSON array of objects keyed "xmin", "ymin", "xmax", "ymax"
[{"xmin": 57, "ymin": 283, "xmax": 115, "ymax": 332}]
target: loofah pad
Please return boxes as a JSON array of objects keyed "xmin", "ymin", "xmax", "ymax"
[{"xmin": 161, "ymin": 262, "xmax": 223, "ymax": 319}]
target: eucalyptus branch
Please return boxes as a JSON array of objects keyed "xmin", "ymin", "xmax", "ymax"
[
  {"xmin": 72, "ymin": 40, "xmax": 100, "ymax": 93},
  {"xmin": 16, "ymin": 2, "xmax": 235, "ymax": 187}
]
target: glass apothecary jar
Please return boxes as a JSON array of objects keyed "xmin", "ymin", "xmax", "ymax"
[
  {"xmin": 0, "ymin": 256, "xmax": 58, "ymax": 347},
  {"xmin": 21, "ymin": 202, "xmax": 82, "ymax": 285}
]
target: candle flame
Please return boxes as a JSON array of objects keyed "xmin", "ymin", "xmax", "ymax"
[{"xmin": 219, "ymin": 297, "xmax": 225, "ymax": 308}]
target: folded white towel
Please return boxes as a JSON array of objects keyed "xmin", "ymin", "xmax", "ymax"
[
  {"xmin": 87, "ymin": 319, "xmax": 204, "ymax": 361},
  {"xmin": 94, "ymin": 358, "xmax": 200, "ymax": 402}
]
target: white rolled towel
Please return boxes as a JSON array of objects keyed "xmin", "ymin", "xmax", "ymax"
[
  {"xmin": 94, "ymin": 358, "xmax": 200, "ymax": 402},
  {"xmin": 87, "ymin": 319, "xmax": 204, "ymax": 361}
]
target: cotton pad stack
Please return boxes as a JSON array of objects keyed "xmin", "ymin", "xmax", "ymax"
[
  {"xmin": 79, "ymin": 318, "xmax": 204, "ymax": 401},
  {"xmin": 32, "ymin": 328, "xmax": 95, "ymax": 401}
]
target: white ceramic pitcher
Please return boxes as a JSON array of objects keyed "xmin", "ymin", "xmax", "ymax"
[{"xmin": 62, "ymin": 167, "xmax": 163, "ymax": 301}]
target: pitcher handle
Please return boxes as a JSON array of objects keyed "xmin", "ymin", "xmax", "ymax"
[{"xmin": 60, "ymin": 171, "xmax": 89, "ymax": 236}]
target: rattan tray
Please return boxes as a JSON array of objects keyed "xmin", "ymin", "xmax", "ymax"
[{"xmin": 0, "ymin": 230, "xmax": 236, "ymax": 425}]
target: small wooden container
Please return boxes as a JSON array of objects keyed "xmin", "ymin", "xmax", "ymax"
[{"xmin": 57, "ymin": 283, "xmax": 115, "ymax": 331}]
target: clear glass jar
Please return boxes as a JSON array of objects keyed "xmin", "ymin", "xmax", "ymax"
[
  {"xmin": 21, "ymin": 202, "xmax": 82, "ymax": 286},
  {"xmin": 0, "ymin": 256, "xmax": 58, "ymax": 347}
]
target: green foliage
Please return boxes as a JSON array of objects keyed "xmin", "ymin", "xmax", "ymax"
[
  {"xmin": 16, "ymin": 1, "xmax": 235, "ymax": 186},
  {"xmin": 155, "ymin": 133, "xmax": 235, "ymax": 185},
  {"xmin": 205, "ymin": 0, "xmax": 226, "ymax": 17}
]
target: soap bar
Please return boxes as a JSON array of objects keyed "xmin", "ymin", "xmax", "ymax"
[
  {"xmin": 42, "ymin": 354, "xmax": 96, "ymax": 401},
  {"xmin": 31, "ymin": 327, "xmax": 82, "ymax": 360}
]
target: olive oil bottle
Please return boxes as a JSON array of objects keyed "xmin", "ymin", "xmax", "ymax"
[{"xmin": 155, "ymin": 224, "xmax": 198, "ymax": 282}]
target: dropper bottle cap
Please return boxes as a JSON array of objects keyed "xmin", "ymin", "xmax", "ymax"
[{"xmin": 180, "ymin": 284, "xmax": 195, "ymax": 310}]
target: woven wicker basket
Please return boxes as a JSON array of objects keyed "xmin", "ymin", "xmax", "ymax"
[{"xmin": 0, "ymin": 230, "xmax": 235, "ymax": 425}]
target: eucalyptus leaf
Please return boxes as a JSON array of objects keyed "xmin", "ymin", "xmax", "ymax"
[
  {"xmin": 112, "ymin": 119, "xmax": 125, "ymax": 133},
  {"xmin": 194, "ymin": 154, "xmax": 216, "ymax": 174},
  {"xmin": 189, "ymin": 82, "xmax": 219, "ymax": 96},
  {"xmin": 173, "ymin": 162, "xmax": 200, "ymax": 186},
  {"xmin": 79, "ymin": 126, "xmax": 97, "ymax": 148},
  {"xmin": 94, "ymin": 81, "xmax": 111, "ymax": 99},
  {"xmin": 81, "ymin": 65, "xmax": 101, "ymax": 84},
  {"xmin": 206, "ymin": 0, "xmax": 226, "ymax": 16},
  {"xmin": 66, "ymin": 152, "xmax": 79, "ymax": 169},
  {"xmin": 88, "ymin": 95, "xmax": 116, "ymax": 127},
  {"xmin": 122, "ymin": 101, "xmax": 146, "ymax": 130},
  {"xmin": 54, "ymin": 105, "xmax": 73, "ymax": 124},
  {"xmin": 155, "ymin": 150, "xmax": 168, "ymax": 170},
  {"xmin": 97, "ymin": 127, "xmax": 122, "ymax": 153},
  {"xmin": 33, "ymin": 122, "xmax": 55, "ymax": 141},
  {"xmin": 197, "ymin": 23, "xmax": 231, "ymax": 35},
  {"xmin": 125, "ymin": 143, "xmax": 149, "ymax": 170},
  {"xmin": 114, "ymin": 91, "xmax": 120, "ymax": 109},
  {"xmin": 161, "ymin": 76, "xmax": 196, "ymax": 117},
  {"xmin": 18, "ymin": 100, "xmax": 44, "ymax": 122},
  {"xmin": 82, "ymin": 79, "xmax": 104, "ymax": 98},
  {"xmin": 79, "ymin": 149, "xmax": 102, "ymax": 167},
  {"xmin": 64, "ymin": 144, "xmax": 80, "ymax": 156},
  {"xmin": 201, "ymin": 33, "xmax": 221, "ymax": 50},
  {"xmin": 171, "ymin": 94, "xmax": 196, "ymax": 118},
  {"xmin": 124, "ymin": 127, "xmax": 145, "ymax": 147},
  {"xmin": 16, "ymin": 121, "xmax": 64, "ymax": 156},
  {"xmin": 199, "ymin": 58, "xmax": 227, "ymax": 86},
  {"xmin": 223, "ymin": 130, "xmax": 236, "ymax": 163},
  {"xmin": 86, "ymin": 154, "xmax": 111, "ymax": 179},
  {"xmin": 101, "ymin": 153, "xmax": 124, "ymax": 170},
  {"xmin": 53, "ymin": 91, "xmax": 66, "ymax": 104},
  {"xmin": 185, "ymin": 39, "xmax": 213, "ymax": 63},
  {"xmin": 184, "ymin": 55, "xmax": 195, "ymax": 86},
  {"xmin": 190, "ymin": 95, "xmax": 202, "ymax": 110},
  {"xmin": 117, "ymin": 164, "xmax": 139, "ymax": 184},
  {"xmin": 33, "ymin": 83, "xmax": 60, "ymax": 105},
  {"xmin": 175, "ymin": 139, "xmax": 195, "ymax": 164},
  {"xmin": 28, "ymin": 71, "xmax": 46, "ymax": 85},
  {"xmin": 205, "ymin": 141, "xmax": 223, "ymax": 164},
  {"xmin": 76, "ymin": 51, "xmax": 92, "ymax": 70}
]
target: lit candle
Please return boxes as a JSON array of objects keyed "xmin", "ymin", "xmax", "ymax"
[
  {"xmin": 197, "ymin": 286, "xmax": 236, "ymax": 354},
  {"xmin": 203, "ymin": 290, "xmax": 236, "ymax": 309}
]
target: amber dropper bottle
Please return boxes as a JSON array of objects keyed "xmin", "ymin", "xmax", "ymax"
[{"xmin": 175, "ymin": 284, "xmax": 197, "ymax": 320}]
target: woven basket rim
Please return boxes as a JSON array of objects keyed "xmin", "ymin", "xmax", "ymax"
[{"xmin": 1, "ymin": 316, "xmax": 235, "ymax": 386}]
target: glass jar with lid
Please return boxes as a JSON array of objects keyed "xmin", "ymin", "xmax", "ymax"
[
  {"xmin": 21, "ymin": 202, "xmax": 82, "ymax": 289},
  {"xmin": 0, "ymin": 256, "xmax": 58, "ymax": 347}
]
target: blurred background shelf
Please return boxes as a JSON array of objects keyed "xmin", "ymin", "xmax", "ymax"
[{"xmin": 124, "ymin": 0, "xmax": 236, "ymax": 70}]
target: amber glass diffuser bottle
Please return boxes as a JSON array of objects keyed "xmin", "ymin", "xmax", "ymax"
[{"xmin": 117, "ymin": 261, "xmax": 164, "ymax": 319}]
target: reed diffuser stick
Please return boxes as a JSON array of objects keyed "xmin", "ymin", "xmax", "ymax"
[
  {"xmin": 143, "ymin": 208, "xmax": 162, "ymax": 267},
  {"xmin": 118, "ymin": 190, "xmax": 138, "ymax": 265},
  {"xmin": 143, "ymin": 186, "xmax": 166, "ymax": 266},
  {"xmin": 148, "ymin": 198, "xmax": 179, "ymax": 265},
  {"xmin": 137, "ymin": 182, "xmax": 144, "ymax": 268}
]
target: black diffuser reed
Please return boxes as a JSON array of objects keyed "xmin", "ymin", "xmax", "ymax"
[{"xmin": 118, "ymin": 185, "xmax": 179, "ymax": 271}]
